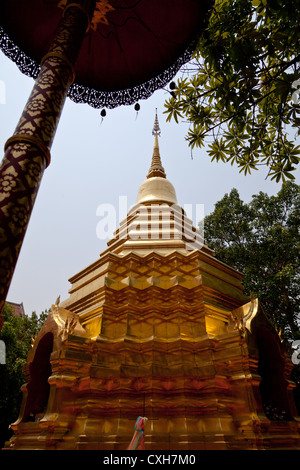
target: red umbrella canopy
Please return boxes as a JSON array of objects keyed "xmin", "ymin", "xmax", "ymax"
[{"xmin": 0, "ymin": 0, "xmax": 212, "ymax": 108}]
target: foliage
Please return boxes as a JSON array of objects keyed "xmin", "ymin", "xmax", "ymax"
[
  {"xmin": 164, "ymin": 0, "xmax": 300, "ymax": 181},
  {"xmin": 201, "ymin": 181, "xmax": 300, "ymax": 341},
  {"xmin": 0, "ymin": 305, "xmax": 47, "ymax": 448}
]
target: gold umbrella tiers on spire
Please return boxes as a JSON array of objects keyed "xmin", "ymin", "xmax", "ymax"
[
  {"xmin": 137, "ymin": 113, "xmax": 177, "ymax": 205},
  {"xmin": 147, "ymin": 110, "xmax": 166, "ymax": 179}
]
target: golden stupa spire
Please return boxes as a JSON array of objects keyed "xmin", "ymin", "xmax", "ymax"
[{"xmin": 147, "ymin": 109, "xmax": 166, "ymax": 179}]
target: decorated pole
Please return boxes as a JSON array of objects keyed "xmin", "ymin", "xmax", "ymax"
[
  {"xmin": 128, "ymin": 417, "xmax": 148, "ymax": 450},
  {"xmin": 0, "ymin": 0, "xmax": 96, "ymax": 314}
]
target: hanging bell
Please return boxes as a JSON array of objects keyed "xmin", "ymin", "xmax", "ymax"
[
  {"xmin": 100, "ymin": 108, "xmax": 106, "ymax": 124},
  {"xmin": 169, "ymin": 81, "xmax": 176, "ymax": 98},
  {"xmin": 134, "ymin": 102, "xmax": 140, "ymax": 120}
]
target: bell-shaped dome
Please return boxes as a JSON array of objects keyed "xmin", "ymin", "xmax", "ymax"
[{"xmin": 136, "ymin": 175, "xmax": 177, "ymax": 205}]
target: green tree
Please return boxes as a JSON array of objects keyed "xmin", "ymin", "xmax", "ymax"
[
  {"xmin": 0, "ymin": 305, "xmax": 47, "ymax": 448},
  {"xmin": 165, "ymin": 0, "xmax": 300, "ymax": 182},
  {"xmin": 202, "ymin": 181, "xmax": 300, "ymax": 341}
]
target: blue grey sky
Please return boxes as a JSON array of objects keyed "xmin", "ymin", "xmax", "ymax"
[{"xmin": 0, "ymin": 50, "xmax": 299, "ymax": 316}]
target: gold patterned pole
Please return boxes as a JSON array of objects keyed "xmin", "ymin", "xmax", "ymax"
[{"xmin": 0, "ymin": 0, "xmax": 96, "ymax": 314}]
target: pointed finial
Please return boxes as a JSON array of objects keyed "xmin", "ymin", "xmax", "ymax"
[
  {"xmin": 152, "ymin": 108, "xmax": 161, "ymax": 136},
  {"xmin": 147, "ymin": 109, "xmax": 166, "ymax": 179}
]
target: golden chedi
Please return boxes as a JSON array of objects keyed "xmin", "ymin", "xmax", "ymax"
[{"xmin": 6, "ymin": 112, "xmax": 300, "ymax": 450}]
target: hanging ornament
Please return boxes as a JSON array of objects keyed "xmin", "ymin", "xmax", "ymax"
[
  {"xmin": 134, "ymin": 102, "xmax": 140, "ymax": 120},
  {"xmin": 100, "ymin": 108, "xmax": 106, "ymax": 124},
  {"xmin": 169, "ymin": 81, "xmax": 176, "ymax": 98}
]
